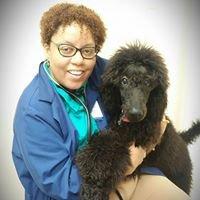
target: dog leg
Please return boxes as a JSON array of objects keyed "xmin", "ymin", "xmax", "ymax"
[{"xmin": 76, "ymin": 131, "xmax": 131, "ymax": 200}]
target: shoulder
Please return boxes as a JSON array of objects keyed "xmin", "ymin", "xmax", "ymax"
[
  {"xmin": 89, "ymin": 56, "xmax": 108, "ymax": 88},
  {"xmin": 15, "ymin": 63, "xmax": 55, "ymax": 117},
  {"xmin": 17, "ymin": 75, "xmax": 40, "ymax": 111},
  {"xmin": 96, "ymin": 55, "xmax": 108, "ymax": 71}
]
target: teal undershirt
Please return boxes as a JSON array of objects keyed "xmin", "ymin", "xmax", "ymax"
[{"xmin": 44, "ymin": 63, "xmax": 99, "ymax": 150}]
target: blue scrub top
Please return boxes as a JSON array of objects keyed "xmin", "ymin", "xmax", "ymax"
[{"xmin": 12, "ymin": 56, "xmax": 108, "ymax": 200}]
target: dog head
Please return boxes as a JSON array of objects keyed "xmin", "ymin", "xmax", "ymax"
[{"xmin": 101, "ymin": 42, "xmax": 169, "ymax": 124}]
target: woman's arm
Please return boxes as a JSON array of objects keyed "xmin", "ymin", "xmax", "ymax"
[{"xmin": 13, "ymin": 106, "xmax": 80, "ymax": 200}]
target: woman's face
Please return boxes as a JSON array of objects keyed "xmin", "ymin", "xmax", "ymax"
[{"xmin": 45, "ymin": 22, "xmax": 96, "ymax": 90}]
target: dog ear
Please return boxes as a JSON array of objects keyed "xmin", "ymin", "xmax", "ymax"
[
  {"xmin": 147, "ymin": 86, "xmax": 168, "ymax": 122},
  {"xmin": 156, "ymin": 68, "xmax": 169, "ymax": 91},
  {"xmin": 100, "ymin": 82, "xmax": 122, "ymax": 123},
  {"xmin": 100, "ymin": 61, "xmax": 123, "ymax": 122}
]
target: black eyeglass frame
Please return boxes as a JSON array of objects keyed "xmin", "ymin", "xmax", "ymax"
[{"xmin": 51, "ymin": 40, "xmax": 99, "ymax": 59}]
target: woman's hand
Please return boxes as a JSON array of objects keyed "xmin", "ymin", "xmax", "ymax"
[
  {"xmin": 125, "ymin": 143, "xmax": 146, "ymax": 176},
  {"xmin": 147, "ymin": 115, "xmax": 170, "ymax": 154},
  {"xmin": 125, "ymin": 115, "xmax": 169, "ymax": 176},
  {"xmin": 109, "ymin": 144, "xmax": 145, "ymax": 199},
  {"xmin": 160, "ymin": 115, "xmax": 169, "ymax": 136}
]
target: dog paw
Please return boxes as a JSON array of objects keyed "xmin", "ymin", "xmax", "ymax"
[{"xmin": 80, "ymin": 184, "xmax": 109, "ymax": 200}]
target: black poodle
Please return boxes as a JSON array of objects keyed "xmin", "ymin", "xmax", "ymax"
[{"xmin": 76, "ymin": 43, "xmax": 200, "ymax": 200}]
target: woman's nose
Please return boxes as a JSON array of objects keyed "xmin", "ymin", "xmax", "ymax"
[{"xmin": 71, "ymin": 50, "xmax": 84, "ymax": 64}]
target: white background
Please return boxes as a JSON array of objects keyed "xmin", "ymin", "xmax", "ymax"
[{"xmin": 0, "ymin": 0, "xmax": 199, "ymax": 199}]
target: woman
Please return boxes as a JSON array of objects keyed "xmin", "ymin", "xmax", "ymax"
[{"xmin": 12, "ymin": 2, "xmax": 190, "ymax": 200}]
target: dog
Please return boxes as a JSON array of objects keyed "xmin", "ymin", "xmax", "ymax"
[{"xmin": 76, "ymin": 42, "xmax": 200, "ymax": 199}]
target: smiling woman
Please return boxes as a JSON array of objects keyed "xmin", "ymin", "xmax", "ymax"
[{"xmin": 12, "ymin": 3, "xmax": 108, "ymax": 200}]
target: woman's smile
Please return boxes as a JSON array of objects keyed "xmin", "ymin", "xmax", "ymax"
[{"xmin": 67, "ymin": 69, "xmax": 84, "ymax": 77}]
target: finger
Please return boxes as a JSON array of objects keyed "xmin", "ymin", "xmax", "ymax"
[
  {"xmin": 162, "ymin": 115, "xmax": 170, "ymax": 123},
  {"xmin": 160, "ymin": 116, "xmax": 169, "ymax": 135}
]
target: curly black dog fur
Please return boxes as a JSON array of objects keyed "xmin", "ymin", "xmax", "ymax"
[{"xmin": 76, "ymin": 43, "xmax": 200, "ymax": 199}]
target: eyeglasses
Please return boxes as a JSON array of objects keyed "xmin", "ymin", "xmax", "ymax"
[{"xmin": 51, "ymin": 40, "xmax": 99, "ymax": 59}]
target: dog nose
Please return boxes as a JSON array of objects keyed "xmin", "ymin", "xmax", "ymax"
[{"xmin": 130, "ymin": 107, "xmax": 144, "ymax": 121}]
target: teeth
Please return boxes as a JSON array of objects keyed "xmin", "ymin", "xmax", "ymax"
[{"xmin": 68, "ymin": 70, "xmax": 83, "ymax": 76}]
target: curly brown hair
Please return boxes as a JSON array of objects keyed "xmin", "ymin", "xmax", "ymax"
[{"xmin": 40, "ymin": 3, "xmax": 106, "ymax": 50}]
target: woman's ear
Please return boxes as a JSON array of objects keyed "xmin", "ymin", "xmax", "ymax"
[{"xmin": 43, "ymin": 43, "xmax": 50, "ymax": 59}]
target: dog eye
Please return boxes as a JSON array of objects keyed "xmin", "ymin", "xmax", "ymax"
[
  {"xmin": 144, "ymin": 80, "xmax": 150, "ymax": 86},
  {"xmin": 121, "ymin": 76, "xmax": 128, "ymax": 85}
]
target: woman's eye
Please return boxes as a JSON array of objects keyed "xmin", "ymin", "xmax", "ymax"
[
  {"xmin": 121, "ymin": 76, "xmax": 128, "ymax": 85},
  {"xmin": 59, "ymin": 45, "xmax": 75, "ymax": 56},
  {"xmin": 82, "ymin": 47, "xmax": 96, "ymax": 56},
  {"xmin": 61, "ymin": 47, "xmax": 74, "ymax": 53},
  {"xmin": 84, "ymin": 48, "xmax": 92, "ymax": 53}
]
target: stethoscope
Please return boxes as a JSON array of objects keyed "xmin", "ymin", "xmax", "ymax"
[{"xmin": 43, "ymin": 61, "xmax": 92, "ymax": 141}]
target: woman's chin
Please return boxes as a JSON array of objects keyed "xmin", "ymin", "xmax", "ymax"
[{"xmin": 60, "ymin": 81, "xmax": 84, "ymax": 91}]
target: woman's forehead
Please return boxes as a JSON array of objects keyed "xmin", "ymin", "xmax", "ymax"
[{"xmin": 52, "ymin": 22, "xmax": 95, "ymax": 44}]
